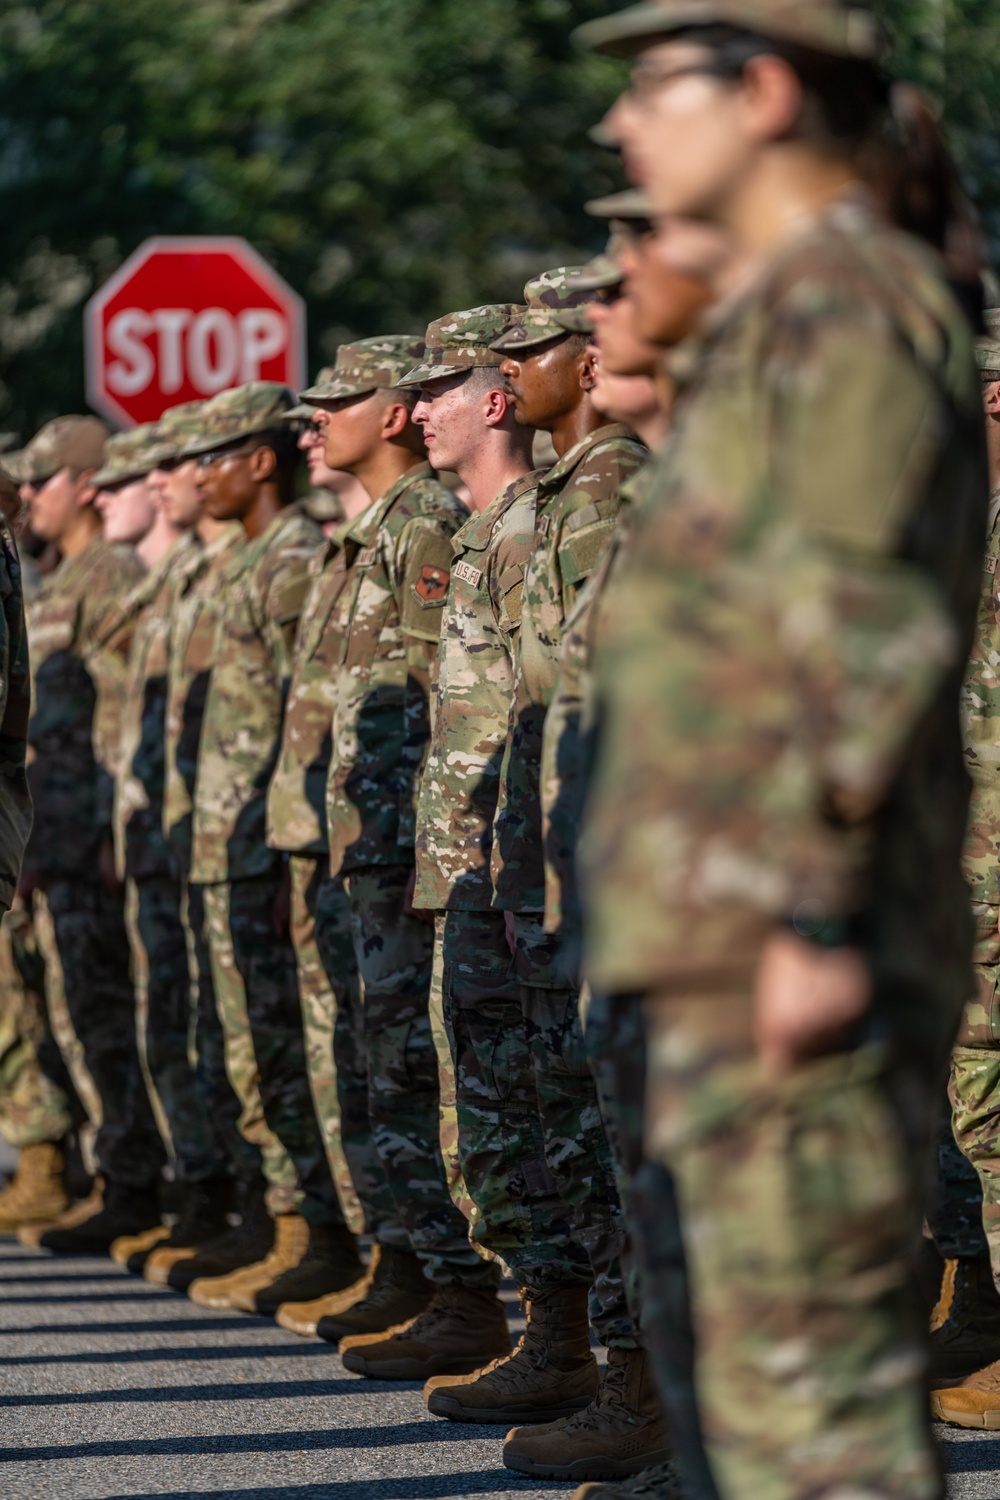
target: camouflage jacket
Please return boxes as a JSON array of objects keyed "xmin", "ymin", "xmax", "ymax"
[
  {"xmin": 113, "ymin": 532, "xmax": 199, "ymax": 883},
  {"xmin": 414, "ymin": 472, "xmax": 541, "ymax": 910},
  {"xmin": 580, "ymin": 196, "xmax": 987, "ymax": 998},
  {"xmin": 163, "ymin": 524, "xmax": 244, "ymax": 873},
  {"xmin": 540, "ymin": 480, "xmax": 643, "ymax": 954},
  {"xmin": 0, "ymin": 515, "xmax": 32, "ymax": 910},
  {"xmin": 191, "ymin": 504, "xmax": 322, "ymax": 884},
  {"xmin": 960, "ymin": 484, "xmax": 1000, "ymax": 970},
  {"xmin": 491, "ymin": 424, "xmax": 646, "ymax": 912},
  {"xmin": 326, "ymin": 463, "xmax": 468, "ymax": 876},
  {"xmin": 24, "ymin": 536, "xmax": 141, "ymax": 881},
  {"xmin": 266, "ymin": 519, "xmax": 356, "ymax": 855}
]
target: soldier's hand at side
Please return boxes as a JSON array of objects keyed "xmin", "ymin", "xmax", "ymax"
[
  {"xmin": 272, "ymin": 864, "xmax": 291, "ymax": 939},
  {"xmin": 97, "ymin": 839, "xmax": 123, "ymax": 897},
  {"xmin": 754, "ymin": 929, "xmax": 872, "ymax": 1075},
  {"xmin": 404, "ymin": 868, "xmax": 434, "ymax": 925},
  {"xmin": 16, "ymin": 868, "xmax": 39, "ymax": 901}
]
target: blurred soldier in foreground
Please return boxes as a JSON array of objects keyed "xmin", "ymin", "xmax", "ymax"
[
  {"xmin": 0, "ymin": 459, "xmax": 55, "ymax": 1230},
  {"xmin": 16, "ymin": 416, "xmax": 167, "ymax": 1252},
  {"xmin": 575, "ymin": 3, "xmax": 987, "ymax": 1498},
  {"xmin": 303, "ymin": 338, "xmax": 503, "ymax": 1361}
]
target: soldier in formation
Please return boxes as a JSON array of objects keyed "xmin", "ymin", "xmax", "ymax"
[{"xmin": 1, "ymin": 4, "xmax": 1000, "ymax": 1497}]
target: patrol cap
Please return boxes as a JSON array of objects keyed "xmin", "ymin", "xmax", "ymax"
[
  {"xmin": 177, "ymin": 382, "xmax": 296, "ymax": 460},
  {"xmin": 302, "ymin": 488, "xmax": 345, "ymax": 524},
  {"xmin": 282, "ymin": 368, "xmax": 335, "ymax": 422},
  {"xmin": 299, "ymin": 337, "xmax": 426, "ymax": 404},
  {"xmin": 977, "ymin": 309, "xmax": 1000, "ymax": 382},
  {"xmin": 92, "ymin": 423, "xmax": 167, "ymax": 488},
  {"xmin": 398, "ymin": 305, "xmax": 526, "ymax": 387},
  {"xmin": 575, "ymin": 1, "xmax": 886, "ymax": 61},
  {"xmin": 151, "ymin": 399, "xmax": 209, "ymax": 464},
  {"xmin": 11, "ymin": 415, "xmax": 110, "ymax": 484},
  {"xmin": 490, "ymin": 268, "xmax": 600, "ymax": 353}
]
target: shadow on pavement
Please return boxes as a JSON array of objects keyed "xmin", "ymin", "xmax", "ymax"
[
  {"xmin": 0, "ymin": 1341, "xmax": 339, "ymax": 1366},
  {"xmin": 98, "ymin": 1479, "xmax": 566, "ymax": 1498},
  {"xmin": 0, "ymin": 1423, "xmax": 509, "ymax": 1461},
  {"xmin": 0, "ymin": 1378, "xmax": 378, "ymax": 1406}
]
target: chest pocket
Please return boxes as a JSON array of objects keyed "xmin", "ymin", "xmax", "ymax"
[
  {"xmin": 342, "ymin": 565, "xmax": 397, "ymax": 676},
  {"xmin": 557, "ymin": 498, "xmax": 622, "ymax": 589}
]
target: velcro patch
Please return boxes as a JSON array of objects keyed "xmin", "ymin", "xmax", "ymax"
[
  {"xmin": 356, "ymin": 547, "xmax": 378, "ymax": 568},
  {"xmin": 986, "ymin": 555, "xmax": 998, "ymax": 575},
  {"xmin": 453, "ymin": 560, "xmax": 483, "ymax": 588},
  {"xmin": 413, "ymin": 564, "xmax": 450, "ymax": 606}
]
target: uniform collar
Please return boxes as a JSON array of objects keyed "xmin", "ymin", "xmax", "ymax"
[
  {"xmin": 538, "ymin": 423, "xmax": 635, "ymax": 496},
  {"xmin": 452, "ymin": 469, "xmax": 541, "ymax": 555}
]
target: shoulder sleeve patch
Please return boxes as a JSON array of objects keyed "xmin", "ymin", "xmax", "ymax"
[{"xmin": 413, "ymin": 564, "xmax": 450, "ymax": 607}]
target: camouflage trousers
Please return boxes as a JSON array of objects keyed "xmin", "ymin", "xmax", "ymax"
[
  {"xmin": 584, "ymin": 991, "xmax": 719, "ymax": 1500},
  {"xmin": 36, "ymin": 879, "xmax": 165, "ymax": 1190},
  {"xmin": 641, "ymin": 987, "xmax": 953, "ymax": 1500},
  {"xmin": 344, "ymin": 865, "xmax": 498, "ymax": 1288},
  {"xmin": 0, "ymin": 903, "xmax": 74, "ymax": 1149},
  {"xmin": 125, "ymin": 875, "xmax": 232, "ymax": 1185},
  {"xmin": 200, "ymin": 871, "xmax": 342, "ymax": 1224},
  {"xmin": 945, "ymin": 919, "xmax": 1000, "ymax": 1278},
  {"xmin": 183, "ymin": 881, "xmax": 262, "ymax": 1188},
  {"xmin": 288, "ymin": 855, "xmax": 366, "ymax": 1235},
  {"xmin": 434, "ymin": 908, "xmax": 630, "ymax": 1341}
]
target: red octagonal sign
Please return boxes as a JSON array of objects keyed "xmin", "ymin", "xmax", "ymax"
[{"xmin": 85, "ymin": 236, "xmax": 307, "ymax": 427}]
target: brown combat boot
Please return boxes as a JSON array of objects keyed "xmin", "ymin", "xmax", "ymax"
[
  {"xmin": 571, "ymin": 1457, "xmax": 685, "ymax": 1499},
  {"xmin": 18, "ymin": 1178, "xmax": 105, "ymax": 1249},
  {"xmin": 128, "ymin": 1180, "xmax": 235, "ymax": 1277},
  {"xmin": 155, "ymin": 1182, "xmax": 272, "ymax": 1290},
  {"xmin": 503, "ymin": 1344, "xmax": 672, "ymax": 1482},
  {"xmin": 932, "ymin": 1359, "xmax": 1000, "ymax": 1429},
  {"xmin": 0, "ymin": 1142, "xmax": 71, "ymax": 1235},
  {"xmin": 340, "ymin": 1282, "xmax": 511, "ymax": 1380},
  {"xmin": 188, "ymin": 1212, "xmax": 308, "ymax": 1311},
  {"xmin": 929, "ymin": 1256, "xmax": 1000, "ymax": 1386},
  {"xmin": 34, "ymin": 1178, "xmax": 161, "ymax": 1255},
  {"xmin": 111, "ymin": 1223, "xmax": 171, "ymax": 1268},
  {"xmin": 425, "ymin": 1282, "xmax": 599, "ymax": 1424},
  {"xmin": 250, "ymin": 1223, "xmax": 366, "ymax": 1317},
  {"xmin": 276, "ymin": 1245, "xmax": 380, "ymax": 1336},
  {"xmin": 316, "ymin": 1245, "xmax": 432, "ymax": 1343}
]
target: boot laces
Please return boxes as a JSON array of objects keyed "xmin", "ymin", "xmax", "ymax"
[{"xmin": 562, "ymin": 1352, "xmax": 636, "ymax": 1435}]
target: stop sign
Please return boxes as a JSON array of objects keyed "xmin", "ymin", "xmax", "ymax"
[{"xmin": 85, "ymin": 236, "xmax": 307, "ymax": 427}]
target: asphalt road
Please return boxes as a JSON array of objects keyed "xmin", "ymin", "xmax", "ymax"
[{"xmin": 1, "ymin": 1147, "xmax": 1000, "ymax": 1500}]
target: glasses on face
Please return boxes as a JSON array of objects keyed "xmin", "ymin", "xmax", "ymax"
[
  {"xmin": 626, "ymin": 61, "xmax": 726, "ymax": 106},
  {"xmin": 194, "ymin": 443, "xmax": 258, "ymax": 471}
]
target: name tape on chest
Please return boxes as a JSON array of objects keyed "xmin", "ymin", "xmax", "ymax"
[{"xmin": 453, "ymin": 560, "xmax": 483, "ymax": 589}]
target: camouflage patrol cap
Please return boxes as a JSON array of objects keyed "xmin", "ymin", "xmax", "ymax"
[
  {"xmin": 151, "ymin": 399, "xmax": 209, "ymax": 464},
  {"xmin": 398, "ymin": 305, "xmax": 526, "ymax": 387},
  {"xmin": 303, "ymin": 488, "xmax": 345, "ymax": 524},
  {"xmin": 11, "ymin": 415, "xmax": 110, "ymax": 484},
  {"xmin": 977, "ymin": 310, "xmax": 1000, "ymax": 383},
  {"xmin": 282, "ymin": 368, "xmax": 335, "ymax": 422},
  {"xmin": 575, "ymin": 0, "xmax": 885, "ymax": 60},
  {"xmin": 552, "ymin": 252, "xmax": 626, "ymax": 334},
  {"xmin": 490, "ymin": 269, "xmax": 599, "ymax": 353},
  {"xmin": 92, "ymin": 423, "xmax": 167, "ymax": 488},
  {"xmin": 299, "ymin": 337, "xmax": 426, "ymax": 404},
  {"xmin": 177, "ymin": 382, "xmax": 296, "ymax": 460}
]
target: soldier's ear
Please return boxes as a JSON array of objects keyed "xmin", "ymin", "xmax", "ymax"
[
  {"xmin": 249, "ymin": 445, "xmax": 278, "ymax": 482},
  {"xmin": 380, "ymin": 399, "xmax": 413, "ymax": 442},
  {"xmin": 578, "ymin": 346, "xmax": 599, "ymax": 393},
  {"xmin": 75, "ymin": 468, "xmax": 98, "ymax": 508}
]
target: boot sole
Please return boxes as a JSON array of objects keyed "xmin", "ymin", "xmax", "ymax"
[
  {"xmin": 426, "ymin": 1392, "xmax": 596, "ymax": 1424},
  {"xmin": 275, "ymin": 1311, "xmax": 319, "ymax": 1337},
  {"xmin": 502, "ymin": 1445, "xmax": 673, "ymax": 1480},
  {"xmin": 931, "ymin": 1394, "xmax": 1000, "ymax": 1430},
  {"xmin": 342, "ymin": 1351, "xmax": 491, "ymax": 1381},
  {"xmin": 254, "ymin": 1279, "xmax": 368, "ymax": 1319}
]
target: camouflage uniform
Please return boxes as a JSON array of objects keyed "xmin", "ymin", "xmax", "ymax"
[
  {"xmin": 162, "ymin": 512, "xmax": 256, "ymax": 1190},
  {"xmin": 314, "ymin": 336, "xmax": 493, "ymax": 1289},
  {"xmin": 0, "ymin": 504, "xmax": 60, "ymax": 1148},
  {"xmin": 404, "ymin": 303, "xmax": 594, "ymax": 1291},
  {"xmin": 576, "ymin": 150, "xmax": 985, "ymax": 1500},
  {"xmin": 943, "ymin": 318, "xmax": 1000, "ymax": 1277},
  {"xmin": 488, "ymin": 273, "xmax": 647, "ymax": 1346},
  {"xmin": 24, "ymin": 452, "xmax": 165, "ymax": 1190},
  {"xmin": 183, "ymin": 383, "xmax": 338, "ymax": 1226},
  {"xmin": 266, "ymin": 516, "xmax": 384, "ymax": 1240}
]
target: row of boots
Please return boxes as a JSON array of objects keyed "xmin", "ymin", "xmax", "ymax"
[{"xmin": 0, "ymin": 1146, "xmax": 671, "ymax": 1494}]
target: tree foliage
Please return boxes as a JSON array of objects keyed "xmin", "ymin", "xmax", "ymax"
[{"xmin": 0, "ymin": 0, "xmax": 995, "ymax": 434}]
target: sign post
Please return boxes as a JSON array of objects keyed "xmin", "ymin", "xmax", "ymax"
[{"xmin": 85, "ymin": 236, "xmax": 307, "ymax": 427}]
